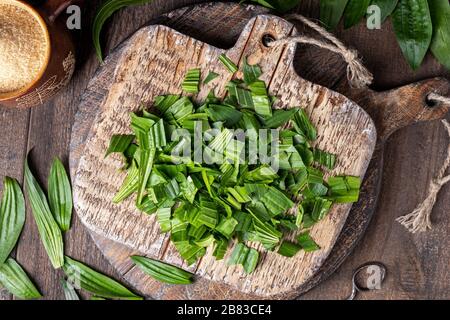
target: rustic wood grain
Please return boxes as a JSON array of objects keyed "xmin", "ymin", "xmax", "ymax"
[
  {"xmin": 1, "ymin": 0, "xmax": 449, "ymax": 300},
  {"xmin": 71, "ymin": 11, "xmax": 376, "ymax": 298},
  {"xmin": 0, "ymin": 107, "xmax": 30, "ymax": 300}
]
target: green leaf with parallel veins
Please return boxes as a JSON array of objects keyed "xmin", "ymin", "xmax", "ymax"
[
  {"xmin": 0, "ymin": 177, "xmax": 25, "ymax": 265},
  {"xmin": 0, "ymin": 258, "xmax": 41, "ymax": 299},
  {"xmin": 182, "ymin": 68, "xmax": 201, "ymax": 93},
  {"xmin": 61, "ymin": 279, "xmax": 80, "ymax": 300},
  {"xmin": 313, "ymin": 148, "xmax": 336, "ymax": 170},
  {"xmin": 131, "ymin": 256, "xmax": 193, "ymax": 285},
  {"xmin": 297, "ymin": 231, "xmax": 320, "ymax": 252},
  {"xmin": 63, "ymin": 256, "xmax": 142, "ymax": 300},
  {"xmin": 243, "ymin": 58, "xmax": 262, "ymax": 85},
  {"xmin": 105, "ymin": 134, "xmax": 135, "ymax": 158},
  {"xmin": 219, "ymin": 54, "xmax": 238, "ymax": 73},
  {"xmin": 370, "ymin": 0, "xmax": 399, "ymax": 23},
  {"xmin": 293, "ymin": 109, "xmax": 317, "ymax": 141},
  {"xmin": 320, "ymin": 0, "xmax": 349, "ymax": 30},
  {"xmin": 277, "ymin": 241, "xmax": 301, "ymax": 257},
  {"xmin": 25, "ymin": 157, "xmax": 64, "ymax": 269},
  {"xmin": 92, "ymin": 0, "xmax": 154, "ymax": 62},
  {"xmin": 344, "ymin": 0, "xmax": 371, "ymax": 28},
  {"xmin": 392, "ymin": 0, "xmax": 433, "ymax": 70},
  {"xmin": 263, "ymin": 108, "xmax": 298, "ymax": 129},
  {"xmin": 204, "ymin": 71, "xmax": 219, "ymax": 85},
  {"xmin": 48, "ymin": 158, "xmax": 73, "ymax": 232},
  {"xmin": 429, "ymin": 0, "xmax": 450, "ymax": 70}
]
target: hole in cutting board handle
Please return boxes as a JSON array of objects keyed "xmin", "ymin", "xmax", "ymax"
[
  {"xmin": 425, "ymin": 94, "xmax": 438, "ymax": 108},
  {"xmin": 262, "ymin": 34, "xmax": 276, "ymax": 47}
]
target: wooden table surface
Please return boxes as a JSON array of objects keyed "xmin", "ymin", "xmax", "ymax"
[{"xmin": 1, "ymin": 0, "xmax": 449, "ymax": 300}]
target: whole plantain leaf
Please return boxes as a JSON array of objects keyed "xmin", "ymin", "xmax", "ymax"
[
  {"xmin": 428, "ymin": 0, "xmax": 450, "ymax": 70},
  {"xmin": 0, "ymin": 177, "xmax": 25, "ymax": 265},
  {"xmin": 93, "ymin": 0, "xmax": 154, "ymax": 62},
  {"xmin": 63, "ymin": 256, "xmax": 142, "ymax": 300},
  {"xmin": 48, "ymin": 158, "xmax": 73, "ymax": 232},
  {"xmin": 0, "ymin": 258, "xmax": 41, "ymax": 299},
  {"xmin": 61, "ymin": 278, "xmax": 80, "ymax": 300},
  {"xmin": 344, "ymin": 0, "xmax": 371, "ymax": 29},
  {"xmin": 370, "ymin": 0, "xmax": 399, "ymax": 23},
  {"xmin": 24, "ymin": 157, "xmax": 64, "ymax": 269},
  {"xmin": 392, "ymin": 0, "xmax": 433, "ymax": 70},
  {"xmin": 320, "ymin": 0, "xmax": 349, "ymax": 30}
]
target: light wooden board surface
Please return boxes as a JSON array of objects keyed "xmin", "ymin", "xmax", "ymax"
[{"xmin": 72, "ymin": 14, "xmax": 376, "ymax": 298}]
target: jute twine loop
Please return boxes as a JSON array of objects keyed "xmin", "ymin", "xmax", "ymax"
[
  {"xmin": 397, "ymin": 118, "xmax": 450, "ymax": 233},
  {"xmin": 266, "ymin": 14, "xmax": 373, "ymax": 89}
]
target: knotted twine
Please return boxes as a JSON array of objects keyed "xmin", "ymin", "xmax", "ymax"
[
  {"xmin": 264, "ymin": 14, "xmax": 374, "ymax": 89},
  {"xmin": 253, "ymin": 14, "xmax": 450, "ymax": 233},
  {"xmin": 396, "ymin": 117, "xmax": 450, "ymax": 233}
]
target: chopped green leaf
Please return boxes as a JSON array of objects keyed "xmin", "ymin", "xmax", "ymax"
[
  {"xmin": 219, "ymin": 54, "xmax": 238, "ymax": 73},
  {"xmin": 105, "ymin": 134, "xmax": 135, "ymax": 158},
  {"xmin": 182, "ymin": 68, "xmax": 201, "ymax": 93},
  {"xmin": 277, "ymin": 241, "xmax": 301, "ymax": 257},
  {"xmin": 297, "ymin": 231, "xmax": 320, "ymax": 252},
  {"xmin": 204, "ymin": 71, "xmax": 220, "ymax": 84}
]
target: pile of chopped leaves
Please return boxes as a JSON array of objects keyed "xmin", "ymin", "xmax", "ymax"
[{"xmin": 106, "ymin": 54, "xmax": 361, "ymax": 274}]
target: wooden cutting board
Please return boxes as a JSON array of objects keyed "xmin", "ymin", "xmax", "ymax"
[
  {"xmin": 67, "ymin": 3, "xmax": 448, "ymax": 298},
  {"xmin": 72, "ymin": 13, "xmax": 376, "ymax": 297}
]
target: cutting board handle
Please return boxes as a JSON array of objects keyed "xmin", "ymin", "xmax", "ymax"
[{"xmin": 341, "ymin": 78, "xmax": 450, "ymax": 142}]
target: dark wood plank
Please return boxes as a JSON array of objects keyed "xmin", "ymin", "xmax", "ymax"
[{"xmin": 0, "ymin": 107, "xmax": 30, "ymax": 300}]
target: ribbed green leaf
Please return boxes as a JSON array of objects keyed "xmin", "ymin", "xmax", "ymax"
[
  {"xmin": 243, "ymin": 58, "xmax": 262, "ymax": 85},
  {"xmin": 182, "ymin": 68, "xmax": 201, "ymax": 93},
  {"xmin": 297, "ymin": 231, "xmax": 320, "ymax": 252},
  {"xmin": 392, "ymin": 0, "xmax": 433, "ymax": 70},
  {"xmin": 370, "ymin": 0, "xmax": 399, "ymax": 23},
  {"xmin": 92, "ymin": 0, "xmax": 154, "ymax": 62},
  {"xmin": 313, "ymin": 148, "xmax": 336, "ymax": 170},
  {"xmin": 25, "ymin": 158, "xmax": 64, "ymax": 269},
  {"xmin": 105, "ymin": 134, "xmax": 135, "ymax": 158},
  {"xmin": 228, "ymin": 243, "xmax": 260, "ymax": 274},
  {"xmin": 263, "ymin": 108, "xmax": 298, "ymax": 129},
  {"xmin": 48, "ymin": 158, "xmax": 73, "ymax": 232},
  {"xmin": 320, "ymin": 0, "xmax": 349, "ymax": 30},
  {"xmin": 0, "ymin": 177, "xmax": 25, "ymax": 265},
  {"xmin": 131, "ymin": 256, "xmax": 193, "ymax": 285},
  {"xmin": 293, "ymin": 109, "xmax": 317, "ymax": 141},
  {"xmin": 61, "ymin": 279, "xmax": 80, "ymax": 300},
  {"xmin": 344, "ymin": 0, "xmax": 371, "ymax": 28},
  {"xmin": 219, "ymin": 54, "xmax": 238, "ymax": 73},
  {"xmin": 277, "ymin": 241, "xmax": 301, "ymax": 257},
  {"xmin": 112, "ymin": 161, "xmax": 139, "ymax": 203},
  {"xmin": 249, "ymin": 80, "xmax": 272, "ymax": 118},
  {"xmin": 63, "ymin": 256, "xmax": 142, "ymax": 300},
  {"xmin": 204, "ymin": 71, "xmax": 219, "ymax": 85},
  {"xmin": 0, "ymin": 258, "xmax": 41, "ymax": 299},
  {"xmin": 429, "ymin": 0, "xmax": 450, "ymax": 70}
]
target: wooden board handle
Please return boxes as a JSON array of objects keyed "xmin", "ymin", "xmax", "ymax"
[{"xmin": 340, "ymin": 78, "xmax": 450, "ymax": 141}]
